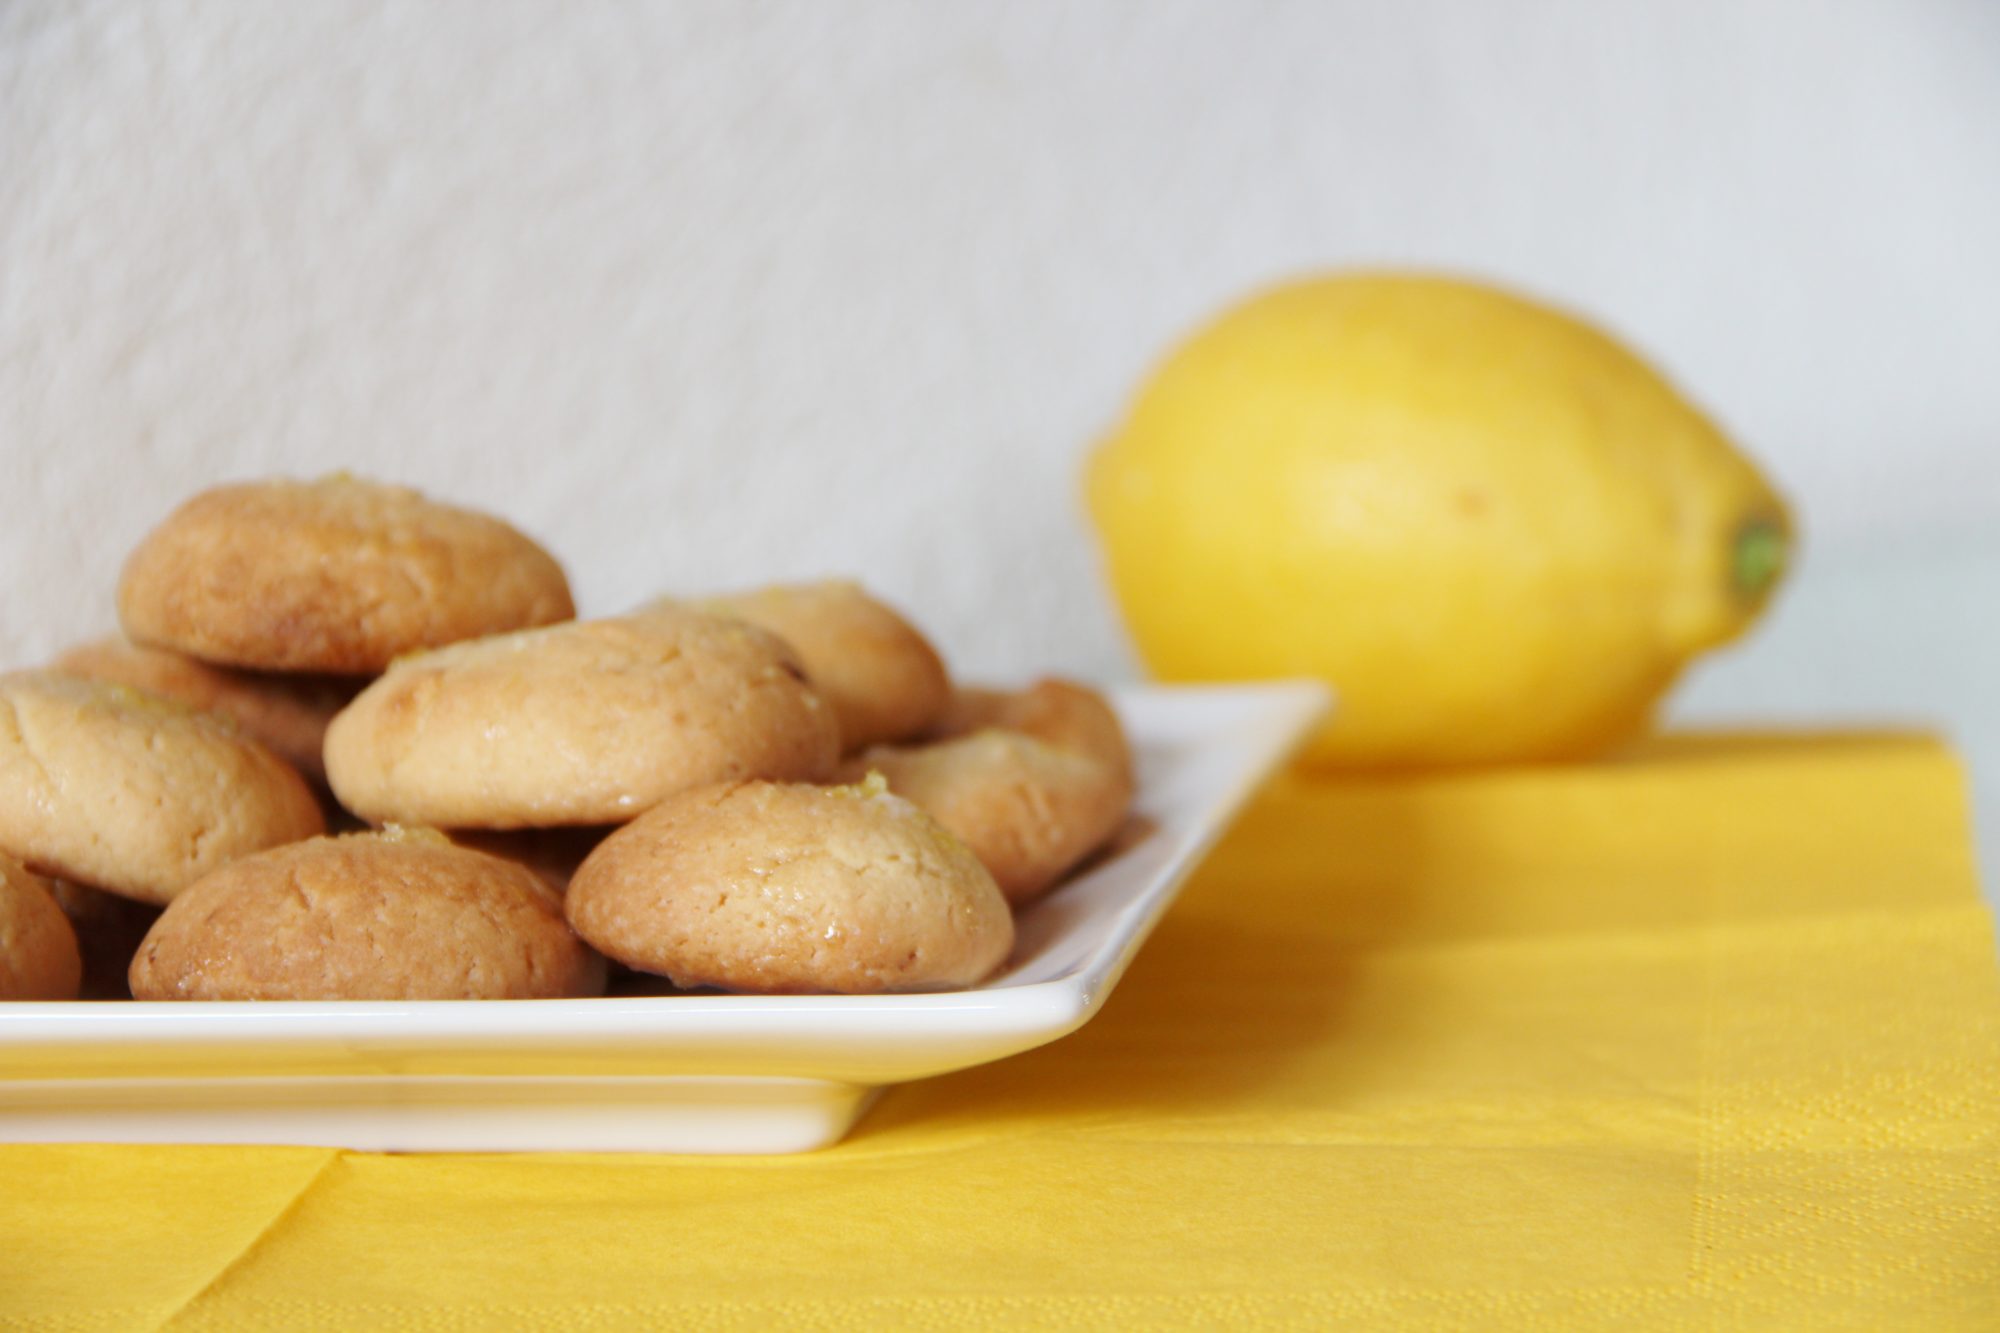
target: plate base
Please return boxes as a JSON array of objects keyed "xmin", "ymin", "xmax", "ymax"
[{"xmin": 0, "ymin": 1075, "xmax": 882, "ymax": 1154}]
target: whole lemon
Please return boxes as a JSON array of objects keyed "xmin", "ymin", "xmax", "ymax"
[{"xmin": 1087, "ymin": 273, "xmax": 1791, "ymax": 767}]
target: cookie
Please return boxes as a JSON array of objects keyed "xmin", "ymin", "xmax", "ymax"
[
  {"xmin": 129, "ymin": 828, "xmax": 607, "ymax": 1001},
  {"xmin": 324, "ymin": 609, "xmax": 840, "ymax": 828},
  {"xmin": 566, "ymin": 778, "xmax": 1013, "ymax": 993},
  {"xmin": 672, "ymin": 581, "xmax": 950, "ymax": 751},
  {"xmin": 933, "ymin": 678, "xmax": 1134, "ymax": 784},
  {"xmin": 0, "ymin": 673, "xmax": 325, "ymax": 905},
  {"xmin": 118, "ymin": 474, "xmax": 575, "ymax": 673},
  {"xmin": 842, "ymin": 728, "xmax": 1133, "ymax": 907},
  {"xmin": 53, "ymin": 636, "xmax": 356, "ymax": 785},
  {"xmin": 0, "ymin": 855, "xmax": 82, "ymax": 1001}
]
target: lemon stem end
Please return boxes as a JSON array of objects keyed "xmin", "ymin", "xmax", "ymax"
[{"xmin": 1732, "ymin": 519, "xmax": 1788, "ymax": 602}]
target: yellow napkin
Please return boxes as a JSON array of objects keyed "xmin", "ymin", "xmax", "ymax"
[{"xmin": 3, "ymin": 733, "xmax": 1996, "ymax": 1330}]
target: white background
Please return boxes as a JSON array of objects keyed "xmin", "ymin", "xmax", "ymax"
[{"xmin": 2, "ymin": 2, "xmax": 1995, "ymax": 888}]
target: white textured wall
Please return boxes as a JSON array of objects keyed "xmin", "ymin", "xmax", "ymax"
[{"xmin": 3, "ymin": 0, "xmax": 1997, "ymax": 681}]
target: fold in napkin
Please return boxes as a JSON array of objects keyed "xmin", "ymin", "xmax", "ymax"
[{"xmin": 3, "ymin": 733, "xmax": 1995, "ymax": 1331}]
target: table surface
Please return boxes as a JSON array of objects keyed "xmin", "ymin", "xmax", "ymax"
[{"xmin": 5, "ymin": 728, "xmax": 1994, "ymax": 1329}]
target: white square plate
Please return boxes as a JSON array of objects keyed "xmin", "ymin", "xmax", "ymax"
[{"xmin": 0, "ymin": 681, "xmax": 1328, "ymax": 1154}]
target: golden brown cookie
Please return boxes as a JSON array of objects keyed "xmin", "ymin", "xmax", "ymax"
[
  {"xmin": 48, "ymin": 879, "xmax": 159, "ymax": 1000},
  {"xmin": 0, "ymin": 673, "xmax": 325, "ymax": 906},
  {"xmin": 324, "ymin": 610, "xmax": 839, "ymax": 828},
  {"xmin": 842, "ymin": 729, "xmax": 1132, "ymax": 907},
  {"xmin": 0, "ymin": 855, "xmax": 82, "ymax": 1001},
  {"xmin": 933, "ymin": 678, "xmax": 1134, "ymax": 785},
  {"xmin": 53, "ymin": 636, "xmax": 357, "ymax": 785},
  {"xmin": 129, "ymin": 829, "xmax": 607, "ymax": 1001},
  {"xmin": 118, "ymin": 474, "xmax": 575, "ymax": 673},
  {"xmin": 671, "ymin": 581, "xmax": 950, "ymax": 751},
  {"xmin": 566, "ymin": 778, "xmax": 1013, "ymax": 993},
  {"xmin": 931, "ymin": 686, "xmax": 1009, "ymax": 738}
]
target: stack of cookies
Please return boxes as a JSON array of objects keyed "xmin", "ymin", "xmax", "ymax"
[{"xmin": 0, "ymin": 476, "xmax": 1134, "ymax": 1001}]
